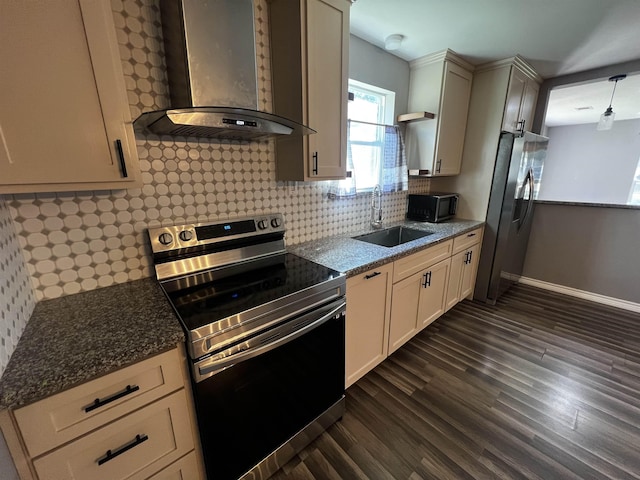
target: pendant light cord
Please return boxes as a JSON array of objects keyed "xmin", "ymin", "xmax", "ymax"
[{"xmin": 607, "ymin": 79, "xmax": 619, "ymax": 109}]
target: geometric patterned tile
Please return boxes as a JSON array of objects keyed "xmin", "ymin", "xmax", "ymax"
[{"xmin": 3, "ymin": 0, "xmax": 430, "ymax": 305}]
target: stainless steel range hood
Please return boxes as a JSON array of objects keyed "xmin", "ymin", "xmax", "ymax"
[{"xmin": 133, "ymin": 0, "xmax": 315, "ymax": 141}]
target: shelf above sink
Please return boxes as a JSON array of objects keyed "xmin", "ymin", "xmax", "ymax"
[{"xmin": 353, "ymin": 226, "xmax": 434, "ymax": 248}]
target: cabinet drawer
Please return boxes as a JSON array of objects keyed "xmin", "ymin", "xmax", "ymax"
[
  {"xmin": 15, "ymin": 348, "xmax": 185, "ymax": 457},
  {"xmin": 33, "ymin": 390, "xmax": 194, "ymax": 480},
  {"xmin": 393, "ymin": 239, "xmax": 453, "ymax": 283},
  {"xmin": 146, "ymin": 451, "xmax": 203, "ymax": 480},
  {"xmin": 452, "ymin": 228, "xmax": 482, "ymax": 255}
]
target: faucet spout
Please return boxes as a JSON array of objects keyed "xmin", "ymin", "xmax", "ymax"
[{"xmin": 370, "ymin": 184, "xmax": 383, "ymax": 229}]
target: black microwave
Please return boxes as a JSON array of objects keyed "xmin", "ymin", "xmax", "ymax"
[{"xmin": 407, "ymin": 193, "xmax": 458, "ymax": 223}]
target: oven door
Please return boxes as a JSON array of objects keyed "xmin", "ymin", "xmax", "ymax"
[{"xmin": 191, "ymin": 298, "xmax": 346, "ymax": 480}]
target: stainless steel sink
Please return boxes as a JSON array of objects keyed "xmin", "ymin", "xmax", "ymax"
[{"xmin": 352, "ymin": 226, "xmax": 433, "ymax": 247}]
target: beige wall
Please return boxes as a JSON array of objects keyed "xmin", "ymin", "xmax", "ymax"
[{"xmin": 523, "ymin": 203, "xmax": 640, "ymax": 303}]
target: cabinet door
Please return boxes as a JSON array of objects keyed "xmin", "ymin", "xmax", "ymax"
[
  {"xmin": 417, "ymin": 258, "xmax": 450, "ymax": 328},
  {"xmin": 306, "ymin": 0, "xmax": 349, "ymax": 179},
  {"xmin": 433, "ymin": 62, "xmax": 473, "ymax": 176},
  {"xmin": 33, "ymin": 391, "xmax": 195, "ymax": 480},
  {"xmin": 459, "ymin": 244, "xmax": 480, "ymax": 300},
  {"xmin": 519, "ymin": 80, "xmax": 539, "ymax": 133},
  {"xmin": 146, "ymin": 452, "xmax": 204, "ymax": 480},
  {"xmin": 345, "ymin": 263, "xmax": 393, "ymax": 387},
  {"xmin": 0, "ymin": 0, "xmax": 139, "ymax": 194},
  {"xmin": 502, "ymin": 67, "xmax": 527, "ymax": 133},
  {"xmin": 445, "ymin": 250, "xmax": 465, "ymax": 311},
  {"xmin": 389, "ymin": 272, "xmax": 421, "ymax": 354}
]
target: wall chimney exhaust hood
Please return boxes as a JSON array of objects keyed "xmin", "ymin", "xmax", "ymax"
[{"xmin": 133, "ymin": 0, "xmax": 315, "ymax": 141}]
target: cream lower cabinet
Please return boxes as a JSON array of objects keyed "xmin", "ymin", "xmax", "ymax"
[
  {"xmin": 0, "ymin": 0, "xmax": 140, "ymax": 194},
  {"xmin": 446, "ymin": 228, "xmax": 483, "ymax": 310},
  {"xmin": 389, "ymin": 258, "xmax": 450, "ymax": 354},
  {"xmin": 344, "ymin": 231, "xmax": 482, "ymax": 385},
  {"xmin": 345, "ymin": 264, "xmax": 393, "ymax": 388},
  {"xmin": 0, "ymin": 347, "xmax": 205, "ymax": 480},
  {"xmin": 388, "ymin": 239, "xmax": 453, "ymax": 354}
]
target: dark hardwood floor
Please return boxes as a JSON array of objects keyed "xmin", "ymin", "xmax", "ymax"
[{"xmin": 271, "ymin": 284, "xmax": 640, "ymax": 480}]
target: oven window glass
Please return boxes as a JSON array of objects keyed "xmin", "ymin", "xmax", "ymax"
[{"xmin": 191, "ymin": 313, "xmax": 345, "ymax": 480}]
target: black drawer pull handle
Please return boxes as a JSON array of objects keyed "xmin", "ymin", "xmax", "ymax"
[
  {"xmin": 364, "ymin": 272, "xmax": 381, "ymax": 280},
  {"xmin": 467, "ymin": 233, "xmax": 476, "ymax": 237},
  {"xmin": 115, "ymin": 139, "xmax": 128, "ymax": 178},
  {"xmin": 84, "ymin": 384, "xmax": 140, "ymax": 413},
  {"xmin": 97, "ymin": 434, "xmax": 148, "ymax": 466}
]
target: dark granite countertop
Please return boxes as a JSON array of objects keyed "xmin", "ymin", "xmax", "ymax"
[
  {"xmin": 289, "ymin": 218, "xmax": 484, "ymax": 276},
  {"xmin": 0, "ymin": 277, "xmax": 183, "ymax": 410}
]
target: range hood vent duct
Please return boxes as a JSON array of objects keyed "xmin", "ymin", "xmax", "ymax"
[{"xmin": 133, "ymin": 0, "xmax": 315, "ymax": 141}]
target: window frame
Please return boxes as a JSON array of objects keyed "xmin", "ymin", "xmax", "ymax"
[{"xmin": 347, "ymin": 79, "xmax": 396, "ymax": 193}]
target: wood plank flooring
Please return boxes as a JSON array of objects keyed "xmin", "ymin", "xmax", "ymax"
[{"xmin": 271, "ymin": 284, "xmax": 640, "ymax": 480}]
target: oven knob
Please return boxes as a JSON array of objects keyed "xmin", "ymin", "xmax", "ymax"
[
  {"xmin": 257, "ymin": 219, "xmax": 268, "ymax": 230},
  {"xmin": 271, "ymin": 217, "xmax": 281, "ymax": 228},
  {"xmin": 179, "ymin": 230, "xmax": 193, "ymax": 242},
  {"xmin": 158, "ymin": 232, "xmax": 173, "ymax": 245}
]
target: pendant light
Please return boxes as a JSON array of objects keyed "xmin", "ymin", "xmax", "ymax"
[{"xmin": 597, "ymin": 74, "xmax": 626, "ymax": 131}]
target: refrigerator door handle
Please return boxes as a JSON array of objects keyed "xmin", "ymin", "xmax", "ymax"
[{"xmin": 518, "ymin": 167, "xmax": 535, "ymax": 231}]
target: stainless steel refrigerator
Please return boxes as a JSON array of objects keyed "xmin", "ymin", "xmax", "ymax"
[{"xmin": 474, "ymin": 131, "xmax": 548, "ymax": 304}]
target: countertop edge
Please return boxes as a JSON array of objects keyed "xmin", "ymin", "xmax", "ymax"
[
  {"xmin": 535, "ymin": 200, "xmax": 640, "ymax": 210},
  {"xmin": 289, "ymin": 219, "xmax": 484, "ymax": 277}
]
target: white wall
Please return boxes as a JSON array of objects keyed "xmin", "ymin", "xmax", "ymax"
[
  {"xmin": 538, "ymin": 119, "xmax": 640, "ymax": 204},
  {"xmin": 349, "ymin": 35, "xmax": 410, "ymax": 118}
]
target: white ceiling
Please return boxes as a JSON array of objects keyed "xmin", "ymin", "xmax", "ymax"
[
  {"xmin": 350, "ymin": 0, "xmax": 640, "ymax": 127},
  {"xmin": 545, "ymin": 74, "xmax": 640, "ymax": 127},
  {"xmin": 349, "ymin": 0, "xmax": 640, "ymax": 79}
]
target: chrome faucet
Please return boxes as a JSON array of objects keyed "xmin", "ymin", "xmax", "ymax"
[{"xmin": 370, "ymin": 184, "xmax": 383, "ymax": 229}]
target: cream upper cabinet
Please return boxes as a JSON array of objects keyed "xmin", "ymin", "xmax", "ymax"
[
  {"xmin": 429, "ymin": 56, "xmax": 542, "ymax": 221},
  {"xmin": 345, "ymin": 263, "xmax": 393, "ymax": 388},
  {"xmin": 502, "ymin": 66, "xmax": 540, "ymax": 134},
  {"xmin": 0, "ymin": 0, "xmax": 140, "ymax": 194},
  {"xmin": 403, "ymin": 50, "xmax": 473, "ymax": 177},
  {"xmin": 269, "ymin": 0, "xmax": 349, "ymax": 181}
]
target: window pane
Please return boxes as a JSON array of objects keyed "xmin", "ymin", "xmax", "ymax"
[
  {"xmin": 349, "ymin": 122, "xmax": 382, "ymax": 142},
  {"xmin": 350, "ymin": 145, "xmax": 380, "ymax": 190},
  {"xmin": 348, "ymin": 90, "xmax": 383, "ymax": 123}
]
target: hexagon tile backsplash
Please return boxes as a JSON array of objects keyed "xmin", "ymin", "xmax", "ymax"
[{"xmin": 3, "ymin": 0, "xmax": 430, "ymax": 303}]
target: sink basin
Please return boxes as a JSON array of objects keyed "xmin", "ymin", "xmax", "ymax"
[{"xmin": 353, "ymin": 226, "xmax": 433, "ymax": 247}]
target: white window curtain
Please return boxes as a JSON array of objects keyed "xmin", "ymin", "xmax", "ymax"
[{"xmin": 328, "ymin": 122, "xmax": 407, "ymax": 198}]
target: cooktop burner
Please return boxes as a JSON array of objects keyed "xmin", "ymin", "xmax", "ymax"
[{"xmin": 162, "ymin": 253, "xmax": 341, "ymax": 331}]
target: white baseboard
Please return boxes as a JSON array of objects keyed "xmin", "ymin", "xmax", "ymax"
[{"xmin": 517, "ymin": 276, "xmax": 640, "ymax": 314}]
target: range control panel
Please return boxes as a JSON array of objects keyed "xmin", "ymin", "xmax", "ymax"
[{"xmin": 148, "ymin": 214, "xmax": 285, "ymax": 253}]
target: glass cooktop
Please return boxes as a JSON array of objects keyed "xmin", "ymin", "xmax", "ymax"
[{"xmin": 161, "ymin": 253, "xmax": 342, "ymax": 332}]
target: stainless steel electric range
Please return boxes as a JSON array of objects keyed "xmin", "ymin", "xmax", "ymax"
[{"xmin": 148, "ymin": 214, "xmax": 346, "ymax": 480}]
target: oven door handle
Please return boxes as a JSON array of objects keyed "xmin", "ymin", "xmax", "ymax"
[{"xmin": 195, "ymin": 299, "xmax": 346, "ymax": 381}]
